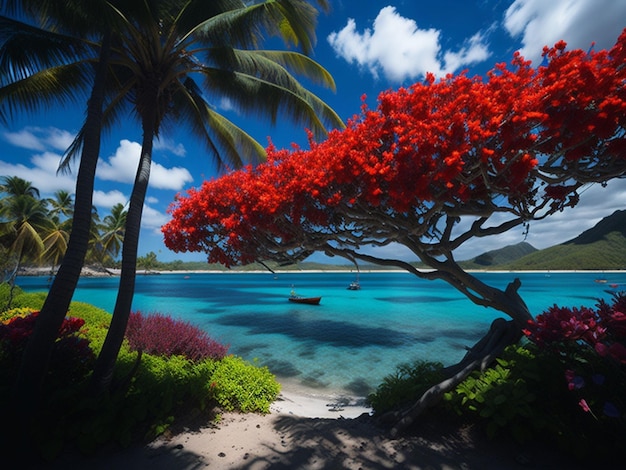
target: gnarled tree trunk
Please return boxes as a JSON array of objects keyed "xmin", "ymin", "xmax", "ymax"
[{"xmin": 381, "ymin": 275, "xmax": 532, "ymax": 437}]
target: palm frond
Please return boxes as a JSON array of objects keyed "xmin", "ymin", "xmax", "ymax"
[
  {"xmin": 191, "ymin": 0, "xmax": 319, "ymax": 54},
  {"xmin": 198, "ymin": 57, "xmax": 344, "ymax": 138},
  {"xmin": 0, "ymin": 62, "xmax": 92, "ymax": 123},
  {"xmin": 0, "ymin": 16, "xmax": 94, "ymax": 81},
  {"xmin": 171, "ymin": 77, "xmax": 267, "ymax": 168}
]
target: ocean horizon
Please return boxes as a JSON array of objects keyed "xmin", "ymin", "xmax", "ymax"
[{"xmin": 17, "ymin": 271, "xmax": 624, "ymax": 400}]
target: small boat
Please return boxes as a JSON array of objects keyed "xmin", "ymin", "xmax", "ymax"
[
  {"xmin": 289, "ymin": 295, "xmax": 322, "ymax": 305},
  {"xmin": 347, "ymin": 281, "xmax": 360, "ymax": 290}
]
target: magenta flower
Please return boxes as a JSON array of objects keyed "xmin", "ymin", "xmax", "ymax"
[{"xmin": 579, "ymin": 399, "xmax": 591, "ymax": 413}]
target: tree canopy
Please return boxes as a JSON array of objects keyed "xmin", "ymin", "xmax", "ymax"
[{"xmin": 164, "ymin": 30, "xmax": 626, "ymax": 324}]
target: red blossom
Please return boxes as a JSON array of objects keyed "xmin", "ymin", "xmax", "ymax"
[{"xmin": 163, "ymin": 30, "xmax": 626, "ymax": 271}]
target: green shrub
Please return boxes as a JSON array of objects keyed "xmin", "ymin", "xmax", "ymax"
[
  {"xmin": 0, "ymin": 306, "xmax": 37, "ymax": 323},
  {"xmin": 210, "ymin": 356, "xmax": 281, "ymax": 413},
  {"xmin": 0, "ymin": 282, "xmax": 48, "ymax": 311},
  {"xmin": 66, "ymin": 301, "xmax": 111, "ymax": 353},
  {"xmin": 368, "ymin": 360, "xmax": 444, "ymax": 414},
  {"xmin": 0, "ymin": 282, "xmax": 21, "ymax": 310},
  {"xmin": 443, "ymin": 343, "xmax": 602, "ymax": 450}
]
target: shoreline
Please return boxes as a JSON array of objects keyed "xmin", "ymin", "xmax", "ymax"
[{"xmin": 17, "ymin": 266, "xmax": 626, "ymax": 277}]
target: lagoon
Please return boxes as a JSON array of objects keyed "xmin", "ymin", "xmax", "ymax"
[{"xmin": 17, "ymin": 271, "xmax": 624, "ymax": 399}]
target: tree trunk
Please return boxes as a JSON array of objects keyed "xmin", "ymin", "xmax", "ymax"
[
  {"xmin": 90, "ymin": 118, "xmax": 155, "ymax": 395},
  {"xmin": 383, "ymin": 274, "xmax": 533, "ymax": 437},
  {"xmin": 13, "ymin": 33, "xmax": 111, "ymax": 412},
  {"xmin": 385, "ymin": 317, "xmax": 521, "ymax": 437}
]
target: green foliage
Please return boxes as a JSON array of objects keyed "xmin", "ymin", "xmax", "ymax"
[
  {"xmin": 210, "ymin": 356, "xmax": 281, "ymax": 413},
  {"xmin": 0, "ymin": 306, "xmax": 36, "ymax": 323},
  {"xmin": 443, "ymin": 341, "xmax": 625, "ymax": 459},
  {"xmin": 1, "ymin": 287, "xmax": 281, "ymax": 461},
  {"xmin": 368, "ymin": 360, "xmax": 444, "ymax": 414},
  {"xmin": 65, "ymin": 301, "xmax": 112, "ymax": 353},
  {"xmin": 444, "ymin": 345, "xmax": 552, "ymax": 442},
  {"xmin": 9, "ymin": 290, "xmax": 47, "ymax": 310}
]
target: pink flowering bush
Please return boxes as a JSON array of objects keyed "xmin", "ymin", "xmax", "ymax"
[
  {"xmin": 125, "ymin": 311, "xmax": 229, "ymax": 361},
  {"xmin": 523, "ymin": 292, "xmax": 626, "ymax": 455}
]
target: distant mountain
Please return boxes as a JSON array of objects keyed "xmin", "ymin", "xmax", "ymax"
[
  {"xmin": 462, "ymin": 242, "xmax": 537, "ymax": 268},
  {"xmin": 563, "ymin": 209, "xmax": 626, "ymax": 245},
  {"xmin": 502, "ymin": 210, "xmax": 626, "ymax": 271}
]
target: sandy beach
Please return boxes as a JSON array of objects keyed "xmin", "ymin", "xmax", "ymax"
[{"xmin": 33, "ymin": 386, "xmax": 594, "ymax": 470}]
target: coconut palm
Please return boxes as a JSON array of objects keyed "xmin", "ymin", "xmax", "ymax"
[
  {"xmin": 0, "ymin": 175, "xmax": 41, "ymax": 199},
  {"xmin": 1, "ymin": 0, "xmax": 122, "ymax": 411},
  {"xmin": 0, "ymin": 177, "xmax": 49, "ymax": 308},
  {"xmin": 90, "ymin": 0, "xmax": 343, "ymax": 391},
  {"xmin": 46, "ymin": 190, "xmax": 74, "ymax": 220},
  {"xmin": 40, "ymin": 214, "xmax": 70, "ymax": 277},
  {"xmin": 39, "ymin": 191, "xmax": 74, "ymax": 276},
  {"xmin": 95, "ymin": 202, "xmax": 127, "ymax": 264}
]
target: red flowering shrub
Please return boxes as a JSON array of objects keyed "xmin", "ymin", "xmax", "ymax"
[
  {"xmin": 125, "ymin": 311, "xmax": 229, "ymax": 361},
  {"xmin": 0, "ymin": 311, "xmax": 95, "ymax": 384}
]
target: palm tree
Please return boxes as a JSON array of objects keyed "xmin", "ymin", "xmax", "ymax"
[
  {"xmin": 0, "ymin": 177, "xmax": 49, "ymax": 308},
  {"xmin": 40, "ymin": 190, "xmax": 74, "ymax": 277},
  {"xmin": 94, "ymin": 202, "xmax": 127, "ymax": 264},
  {"xmin": 1, "ymin": 1, "xmax": 122, "ymax": 412},
  {"xmin": 46, "ymin": 190, "xmax": 74, "ymax": 220},
  {"xmin": 0, "ymin": 175, "xmax": 41, "ymax": 199},
  {"xmin": 90, "ymin": 0, "xmax": 343, "ymax": 392}
]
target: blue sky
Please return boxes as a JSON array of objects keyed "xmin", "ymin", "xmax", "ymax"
[{"xmin": 2, "ymin": 0, "xmax": 626, "ymax": 263}]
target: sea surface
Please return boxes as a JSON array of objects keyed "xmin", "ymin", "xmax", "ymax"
[{"xmin": 17, "ymin": 271, "xmax": 624, "ymax": 399}]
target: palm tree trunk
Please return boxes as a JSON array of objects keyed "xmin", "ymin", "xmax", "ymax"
[
  {"xmin": 90, "ymin": 117, "xmax": 155, "ymax": 394},
  {"xmin": 13, "ymin": 33, "xmax": 111, "ymax": 412}
]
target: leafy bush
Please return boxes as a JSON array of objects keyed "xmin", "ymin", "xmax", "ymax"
[
  {"xmin": 0, "ymin": 306, "xmax": 36, "ymax": 323},
  {"xmin": 125, "ymin": 311, "xmax": 229, "ymax": 361},
  {"xmin": 444, "ymin": 293, "xmax": 626, "ymax": 460},
  {"xmin": 368, "ymin": 360, "xmax": 444, "ymax": 414},
  {"xmin": 443, "ymin": 344, "xmax": 566, "ymax": 442},
  {"xmin": 210, "ymin": 356, "xmax": 281, "ymax": 413},
  {"xmin": 65, "ymin": 301, "xmax": 112, "ymax": 353}
]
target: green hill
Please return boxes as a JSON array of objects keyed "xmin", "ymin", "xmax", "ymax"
[
  {"xmin": 501, "ymin": 210, "xmax": 626, "ymax": 271},
  {"xmin": 461, "ymin": 242, "xmax": 537, "ymax": 268}
]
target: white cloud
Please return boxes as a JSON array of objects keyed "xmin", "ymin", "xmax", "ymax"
[
  {"xmin": 150, "ymin": 164, "xmax": 193, "ymax": 190},
  {"xmin": 0, "ymin": 152, "xmax": 76, "ymax": 194},
  {"xmin": 92, "ymin": 189, "xmax": 127, "ymax": 209},
  {"xmin": 2, "ymin": 126, "xmax": 74, "ymax": 152},
  {"xmin": 503, "ymin": 0, "xmax": 626, "ymax": 64},
  {"xmin": 327, "ymin": 6, "xmax": 491, "ymax": 82},
  {"xmin": 98, "ymin": 139, "xmax": 193, "ymax": 190},
  {"xmin": 140, "ymin": 203, "xmax": 169, "ymax": 231}
]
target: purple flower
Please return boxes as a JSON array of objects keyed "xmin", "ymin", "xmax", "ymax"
[
  {"xmin": 571, "ymin": 375, "xmax": 585, "ymax": 390},
  {"xmin": 603, "ymin": 402, "xmax": 620, "ymax": 418}
]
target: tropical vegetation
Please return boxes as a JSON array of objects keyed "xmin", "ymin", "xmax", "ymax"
[
  {"xmin": 1, "ymin": 0, "xmax": 342, "ymax": 420},
  {"xmin": 0, "ymin": 176, "xmax": 126, "ymax": 292},
  {"xmin": 0, "ymin": 284, "xmax": 279, "ymax": 463},
  {"xmin": 368, "ymin": 291, "xmax": 626, "ymax": 461}
]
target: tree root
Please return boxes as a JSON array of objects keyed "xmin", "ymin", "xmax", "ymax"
[{"xmin": 383, "ymin": 318, "xmax": 521, "ymax": 438}]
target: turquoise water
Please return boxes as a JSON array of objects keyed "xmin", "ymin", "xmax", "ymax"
[{"xmin": 17, "ymin": 271, "xmax": 623, "ymax": 397}]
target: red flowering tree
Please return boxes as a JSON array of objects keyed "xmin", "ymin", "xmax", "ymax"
[{"xmin": 163, "ymin": 31, "xmax": 626, "ymax": 430}]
